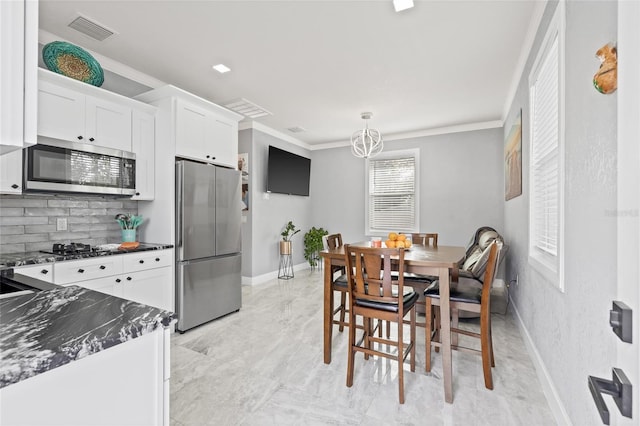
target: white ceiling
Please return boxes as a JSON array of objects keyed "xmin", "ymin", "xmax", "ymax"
[{"xmin": 39, "ymin": 0, "xmax": 543, "ymax": 148}]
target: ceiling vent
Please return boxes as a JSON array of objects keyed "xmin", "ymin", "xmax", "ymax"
[
  {"xmin": 68, "ymin": 15, "xmax": 116, "ymax": 41},
  {"xmin": 287, "ymin": 126, "xmax": 306, "ymax": 133},
  {"xmin": 223, "ymin": 98, "xmax": 272, "ymax": 119}
]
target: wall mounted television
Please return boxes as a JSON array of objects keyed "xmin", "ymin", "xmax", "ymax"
[{"xmin": 266, "ymin": 145, "xmax": 311, "ymax": 196}]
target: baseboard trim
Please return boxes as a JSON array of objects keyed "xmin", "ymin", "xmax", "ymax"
[
  {"xmin": 242, "ymin": 262, "xmax": 310, "ymax": 286},
  {"xmin": 510, "ymin": 296, "xmax": 573, "ymax": 426}
]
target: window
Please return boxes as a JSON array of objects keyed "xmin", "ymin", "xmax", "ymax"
[
  {"xmin": 366, "ymin": 149, "xmax": 419, "ymax": 235},
  {"xmin": 528, "ymin": 1, "xmax": 565, "ymax": 290}
]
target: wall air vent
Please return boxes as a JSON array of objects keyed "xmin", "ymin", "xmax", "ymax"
[
  {"xmin": 223, "ymin": 98, "xmax": 273, "ymax": 119},
  {"xmin": 68, "ymin": 15, "xmax": 116, "ymax": 41},
  {"xmin": 287, "ymin": 126, "xmax": 306, "ymax": 133}
]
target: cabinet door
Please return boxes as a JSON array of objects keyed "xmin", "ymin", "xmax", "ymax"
[
  {"xmin": 131, "ymin": 110, "xmax": 155, "ymax": 200},
  {"xmin": 0, "ymin": 149, "xmax": 23, "ymax": 194},
  {"xmin": 175, "ymin": 101, "xmax": 210, "ymax": 162},
  {"xmin": 38, "ymin": 80, "xmax": 85, "ymax": 142},
  {"xmin": 122, "ymin": 249, "xmax": 172, "ymax": 274},
  {"xmin": 208, "ymin": 116, "xmax": 237, "ymax": 168},
  {"xmin": 121, "ymin": 266, "xmax": 172, "ymax": 311},
  {"xmin": 0, "ymin": 0, "xmax": 37, "ymax": 153},
  {"xmin": 85, "ymin": 95, "xmax": 132, "ymax": 152},
  {"xmin": 15, "ymin": 263, "xmax": 54, "ymax": 283}
]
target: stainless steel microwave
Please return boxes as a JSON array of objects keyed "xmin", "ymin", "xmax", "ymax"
[{"xmin": 24, "ymin": 140, "xmax": 136, "ymax": 196}]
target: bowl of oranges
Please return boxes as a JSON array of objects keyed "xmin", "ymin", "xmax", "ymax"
[{"xmin": 384, "ymin": 232, "xmax": 412, "ymax": 249}]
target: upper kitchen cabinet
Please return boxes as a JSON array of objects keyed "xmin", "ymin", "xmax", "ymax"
[
  {"xmin": 38, "ymin": 70, "xmax": 133, "ymax": 152},
  {"xmin": 135, "ymin": 85, "xmax": 242, "ymax": 168},
  {"xmin": 0, "ymin": 149, "xmax": 23, "ymax": 194},
  {"xmin": 0, "ymin": 0, "xmax": 38, "ymax": 154},
  {"xmin": 131, "ymin": 110, "xmax": 156, "ymax": 200}
]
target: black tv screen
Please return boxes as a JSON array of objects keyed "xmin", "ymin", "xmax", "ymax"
[{"xmin": 267, "ymin": 146, "xmax": 311, "ymax": 196}]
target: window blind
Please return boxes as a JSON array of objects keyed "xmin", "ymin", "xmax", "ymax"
[
  {"xmin": 368, "ymin": 156, "xmax": 415, "ymax": 231},
  {"xmin": 530, "ymin": 34, "xmax": 559, "ymax": 256}
]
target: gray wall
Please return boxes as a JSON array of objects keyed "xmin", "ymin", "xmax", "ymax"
[
  {"xmin": 0, "ymin": 194, "xmax": 138, "ymax": 254},
  {"xmin": 503, "ymin": 1, "xmax": 617, "ymax": 424},
  {"xmin": 240, "ymin": 129, "xmax": 313, "ymax": 277},
  {"xmin": 310, "ymin": 128, "xmax": 505, "ymax": 247}
]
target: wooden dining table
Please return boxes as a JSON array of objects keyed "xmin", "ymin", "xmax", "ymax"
[{"xmin": 320, "ymin": 242, "xmax": 466, "ymax": 404}]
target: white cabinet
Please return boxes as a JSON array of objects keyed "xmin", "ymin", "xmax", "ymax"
[
  {"xmin": 0, "ymin": 326, "xmax": 170, "ymax": 426},
  {"xmin": 50, "ymin": 249, "xmax": 173, "ymax": 311},
  {"xmin": 14, "ymin": 263, "xmax": 54, "ymax": 283},
  {"xmin": 131, "ymin": 110, "xmax": 155, "ymax": 200},
  {"xmin": 0, "ymin": 149, "xmax": 23, "ymax": 194},
  {"xmin": 117, "ymin": 267, "xmax": 172, "ymax": 311},
  {"xmin": 0, "ymin": 0, "xmax": 37, "ymax": 154},
  {"xmin": 135, "ymin": 85, "xmax": 242, "ymax": 169},
  {"xmin": 175, "ymin": 99, "xmax": 239, "ymax": 167},
  {"xmin": 38, "ymin": 78, "xmax": 133, "ymax": 152}
]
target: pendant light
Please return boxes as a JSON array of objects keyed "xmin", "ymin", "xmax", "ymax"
[{"xmin": 351, "ymin": 112, "xmax": 383, "ymax": 158}]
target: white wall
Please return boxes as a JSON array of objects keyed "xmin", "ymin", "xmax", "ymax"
[
  {"xmin": 504, "ymin": 1, "xmax": 618, "ymax": 424},
  {"xmin": 310, "ymin": 128, "xmax": 505, "ymax": 247},
  {"xmin": 240, "ymin": 129, "xmax": 313, "ymax": 277}
]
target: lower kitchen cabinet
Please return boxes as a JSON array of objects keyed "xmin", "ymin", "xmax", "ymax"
[
  {"xmin": 30, "ymin": 249, "xmax": 174, "ymax": 311},
  {"xmin": 117, "ymin": 267, "xmax": 172, "ymax": 311},
  {"xmin": 0, "ymin": 326, "xmax": 170, "ymax": 426}
]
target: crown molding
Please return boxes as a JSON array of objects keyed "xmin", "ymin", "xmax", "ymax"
[
  {"xmin": 39, "ymin": 29, "xmax": 166, "ymax": 89},
  {"xmin": 309, "ymin": 120, "xmax": 504, "ymax": 151}
]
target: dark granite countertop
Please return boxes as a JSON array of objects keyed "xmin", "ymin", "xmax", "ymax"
[
  {"xmin": 0, "ymin": 242, "xmax": 174, "ymax": 269},
  {"xmin": 0, "ymin": 285, "xmax": 176, "ymax": 388}
]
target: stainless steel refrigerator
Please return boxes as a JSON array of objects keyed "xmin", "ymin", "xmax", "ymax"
[{"xmin": 175, "ymin": 159, "xmax": 242, "ymax": 332}]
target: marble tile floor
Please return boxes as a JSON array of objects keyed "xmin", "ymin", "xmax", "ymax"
[{"xmin": 170, "ymin": 270, "xmax": 556, "ymax": 425}]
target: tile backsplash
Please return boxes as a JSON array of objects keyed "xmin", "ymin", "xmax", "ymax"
[{"xmin": 0, "ymin": 194, "xmax": 138, "ymax": 254}]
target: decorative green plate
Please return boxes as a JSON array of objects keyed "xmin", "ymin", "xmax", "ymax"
[{"xmin": 42, "ymin": 41, "xmax": 104, "ymax": 87}]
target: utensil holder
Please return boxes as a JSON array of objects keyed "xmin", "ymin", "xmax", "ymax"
[{"xmin": 121, "ymin": 229, "xmax": 136, "ymax": 242}]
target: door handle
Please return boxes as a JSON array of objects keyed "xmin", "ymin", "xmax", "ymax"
[
  {"xmin": 610, "ymin": 301, "xmax": 632, "ymax": 343},
  {"xmin": 588, "ymin": 368, "xmax": 632, "ymax": 424}
]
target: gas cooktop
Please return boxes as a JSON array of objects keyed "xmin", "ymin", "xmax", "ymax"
[{"xmin": 40, "ymin": 242, "xmax": 93, "ymax": 255}]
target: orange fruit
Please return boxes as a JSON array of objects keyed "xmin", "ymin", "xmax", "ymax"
[
  {"xmin": 385, "ymin": 239, "xmax": 396, "ymax": 248},
  {"xmin": 396, "ymin": 240, "xmax": 405, "ymax": 248},
  {"xmin": 404, "ymin": 239, "xmax": 412, "ymax": 248},
  {"xmin": 397, "ymin": 234, "xmax": 406, "ymax": 241},
  {"xmin": 388, "ymin": 232, "xmax": 398, "ymax": 241}
]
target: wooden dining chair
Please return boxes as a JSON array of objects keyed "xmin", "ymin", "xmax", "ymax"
[
  {"xmin": 344, "ymin": 244, "xmax": 417, "ymax": 404},
  {"xmin": 424, "ymin": 240, "xmax": 502, "ymax": 389},
  {"xmin": 326, "ymin": 233, "xmax": 349, "ymax": 332},
  {"xmin": 410, "ymin": 233, "xmax": 438, "ymax": 247},
  {"xmin": 404, "ymin": 233, "xmax": 439, "ymax": 326}
]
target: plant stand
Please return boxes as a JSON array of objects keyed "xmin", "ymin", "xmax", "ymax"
[
  {"xmin": 278, "ymin": 241, "xmax": 294, "ymax": 279},
  {"xmin": 278, "ymin": 253, "xmax": 294, "ymax": 279}
]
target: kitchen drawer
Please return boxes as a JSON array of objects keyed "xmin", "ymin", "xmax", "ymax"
[
  {"xmin": 15, "ymin": 264, "xmax": 54, "ymax": 283},
  {"xmin": 64, "ymin": 275, "xmax": 120, "ymax": 297},
  {"xmin": 122, "ymin": 249, "xmax": 172, "ymax": 273},
  {"xmin": 54, "ymin": 256, "xmax": 123, "ymax": 285}
]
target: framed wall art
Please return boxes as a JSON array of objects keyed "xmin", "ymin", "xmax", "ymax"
[{"xmin": 505, "ymin": 109, "xmax": 523, "ymax": 201}]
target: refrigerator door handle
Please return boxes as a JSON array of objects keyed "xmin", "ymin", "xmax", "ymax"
[{"xmin": 175, "ymin": 161, "xmax": 184, "ymax": 258}]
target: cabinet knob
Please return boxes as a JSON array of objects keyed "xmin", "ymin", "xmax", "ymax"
[
  {"xmin": 11, "ymin": 184, "xmax": 19, "ymax": 189},
  {"xmin": 89, "ymin": 137, "xmax": 95, "ymax": 142},
  {"xmin": 211, "ymin": 156, "xmax": 216, "ymax": 160},
  {"xmin": 115, "ymin": 278, "xmax": 121, "ymax": 283},
  {"xmin": 99, "ymin": 265, "xmax": 106, "ymax": 270},
  {"xmin": 78, "ymin": 268, "xmax": 85, "ymax": 273},
  {"xmin": 77, "ymin": 136, "xmax": 83, "ymax": 140},
  {"xmin": 139, "ymin": 260, "xmax": 144, "ymax": 264},
  {"xmin": 41, "ymin": 269, "xmax": 48, "ymax": 275},
  {"xmin": 126, "ymin": 276, "xmax": 132, "ymax": 281},
  {"xmin": 135, "ymin": 192, "xmax": 140, "ymax": 196},
  {"xmin": 206, "ymin": 155, "xmax": 210, "ymax": 159},
  {"xmin": 155, "ymin": 258, "xmax": 160, "ymax": 262}
]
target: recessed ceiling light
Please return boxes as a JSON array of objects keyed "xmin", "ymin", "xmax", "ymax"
[
  {"xmin": 393, "ymin": 0, "xmax": 414, "ymax": 12},
  {"xmin": 212, "ymin": 64, "xmax": 231, "ymax": 74}
]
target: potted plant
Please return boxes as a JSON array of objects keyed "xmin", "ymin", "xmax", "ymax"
[
  {"xmin": 280, "ymin": 220, "xmax": 300, "ymax": 255},
  {"xmin": 304, "ymin": 226, "xmax": 328, "ymax": 268}
]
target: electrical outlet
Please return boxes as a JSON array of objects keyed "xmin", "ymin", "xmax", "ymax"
[{"xmin": 56, "ymin": 217, "xmax": 68, "ymax": 231}]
